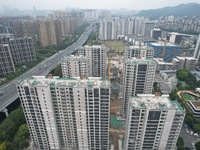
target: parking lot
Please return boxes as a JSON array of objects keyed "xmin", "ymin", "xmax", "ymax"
[{"xmin": 180, "ymin": 125, "xmax": 200, "ymax": 149}]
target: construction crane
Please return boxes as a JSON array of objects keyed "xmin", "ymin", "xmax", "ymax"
[
  {"xmin": 107, "ymin": 51, "xmax": 111, "ymax": 80},
  {"xmin": 162, "ymin": 40, "xmax": 166, "ymax": 59}
]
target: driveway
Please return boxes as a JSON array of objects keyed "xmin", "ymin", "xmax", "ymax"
[{"xmin": 180, "ymin": 126, "xmax": 199, "ymax": 149}]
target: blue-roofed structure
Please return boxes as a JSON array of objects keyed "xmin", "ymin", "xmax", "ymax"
[{"xmin": 148, "ymin": 42, "xmax": 181, "ymax": 62}]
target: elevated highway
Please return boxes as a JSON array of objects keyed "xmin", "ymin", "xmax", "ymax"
[{"xmin": 0, "ymin": 24, "xmax": 93, "ymax": 114}]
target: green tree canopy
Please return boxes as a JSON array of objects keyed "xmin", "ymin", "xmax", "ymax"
[
  {"xmin": 0, "ymin": 107, "xmax": 26, "ymax": 142},
  {"xmin": 177, "ymin": 136, "xmax": 184, "ymax": 146},
  {"xmin": 195, "ymin": 141, "xmax": 200, "ymax": 150},
  {"xmin": 176, "ymin": 136, "xmax": 185, "ymax": 150},
  {"xmin": 184, "ymin": 116, "xmax": 194, "ymax": 128},
  {"xmin": 169, "ymin": 89, "xmax": 179, "ymax": 100},
  {"xmin": 14, "ymin": 124, "xmax": 30, "ymax": 149},
  {"xmin": 194, "ymin": 124, "xmax": 200, "ymax": 133}
]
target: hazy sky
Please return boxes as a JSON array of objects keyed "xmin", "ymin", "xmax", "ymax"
[{"xmin": 1, "ymin": 0, "xmax": 200, "ymax": 10}]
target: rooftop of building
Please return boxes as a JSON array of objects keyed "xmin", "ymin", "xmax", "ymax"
[
  {"xmin": 127, "ymin": 46, "xmax": 154, "ymax": 51},
  {"xmin": 62, "ymin": 55, "xmax": 87, "ymax": 61},
  {"xmin": 84, "ymin": 45, "xmax": 105, "ymax": 49},
  {"xmin": 190, "ymin": 101, "xmax": 200, "ymax": 110},
  {"xmin": 125, "ymin": 35, "xmax": 156, "ymax": 42},
  {"xmin": 152, "ymin": 28, "xmax": 161, "ymax": 31},
  {"xmin": 153, "ymin": 58, "xmax": 173, "ymax": 65},
  {"xmin": 149, "ymin": 42, "xmax": 180, "ymax": 47},
  {"xmin": 176, "ymin": 56, "xmax": 196, "ymax": 61},
  {"xmin": 0, "ymin": 33, "xmax": 13, "ymax": 38},
  {"xmin": 130, "ymin": 94, "xmax": 184, "ymax": 112},
  {"xmin": 125, "ymin": 57, "xmax": 156, "ymax": 65},
  {"xmin": 18, "ymin": 76, "xmax": 110, "ymax": 88}
]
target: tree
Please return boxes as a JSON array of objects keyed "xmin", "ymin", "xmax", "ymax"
[
  {"xmin": 195, "ymin": 141, "xmax": 200, "ymax": 150},
  {"xmin": 177, "ymin": 136, "xmax": 184, "ymax": 146},
  {"xmin": 52, "ymin": 65, "xmax": 62, "ymax": 77},
  {"xmin": 0, "ymin": 142, "xmax": 13, "ymax": 150},
  {"xmin": 169, "ymin": 89, "xmax": 179, "ymax": 100},
  {"xmin": 184, "ymin": 116, "xmax": 194, "ymax": 128},
  {"xmin": 177, "ymin": 82, "xmax": 184, "ymax": 90},
  {"xmin": 14, "ymin": 124, "xmax": 30, "ymax": 144},
  {"xmin": 196, "ymin": 80, "xmax": 200, "ymax": 87},
  {"xmin": 194, "ymin": 124, "xmax": 200, "ymax": 133},
  {"xmin": 0, "ymin": 107, "xmax": 26, "ymax": 142},
  {"xmin": 177, "ymin": 136, "xmax": 185, "ymax": 150},
  {"xmin": 13, "ymin": 124, "xmax": 30, "ymax": 149}
]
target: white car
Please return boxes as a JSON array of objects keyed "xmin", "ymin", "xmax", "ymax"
[
  {"xmin": 194, "ymin": 133, "xmax": 199, "ymax": 137},
  {"xmin": 186, "ymin": 129, "xmax": 189, "ymax": 133}
]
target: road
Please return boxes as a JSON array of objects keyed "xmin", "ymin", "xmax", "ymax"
[
  {"xmin": 0, "ymin": 24, "xmax": 94, "ymax": 112},
  {"xmin": 154, "ymin": 73, "xmax": 172, "ymax": 94},
  {"xmin": 180, "ymin": 126, "xmax": 198, "ymax": 150}
]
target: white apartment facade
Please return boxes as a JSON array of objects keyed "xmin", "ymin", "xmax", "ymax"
[
  {"xmin": 121, "ymin": 58, "xmax": 156, "ymax": 117},
  {"xmin": 17, "ymin": 76, "xmax": 110, "ymax": 150},
  {"xmin": 172, "ymin": 56, "xmax": 196, "ymax": 71},
  {"xmin": 124, "ymin": 46, "xmax": 154, "ymax": 59},
  {"xmin": 76, "ymin": 45, "xmax": 107, "ymax": 78},
  {"xmin": 153, "ymin": 58, "xmax": 173, "ymax": 71},
  {"xmin": 124, "ymin": 94, "xmax": 185, "ymax": 150},
  {"xmin": 61, "ymin": 55, "xmax": 89, "ymax": 78},
  {"xmin": 193, "ymin": 34, "xmax": 200, "ymax": 63},
  {"xmin": 0, "ymin": 44, "xmax": 15, "ymax": 76}
]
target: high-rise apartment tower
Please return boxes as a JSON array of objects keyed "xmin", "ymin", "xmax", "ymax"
[
  {"xmin": 61, "ymin": 55, "xmax": 89, "ymax": 78},
  {"xmin": 124, "ymin": 94, "xmax": 185, "ymax": 150},
  {"xmin": 121, "ymin": 58, "xmax": 156, "ymax": 117},
  {"xmin": 76, "ymin": 45, "xmax": 107, "ymax": 78},
  {"xmin": 17, "ymin": 76, "xmax": 110, "ymax": 150}
]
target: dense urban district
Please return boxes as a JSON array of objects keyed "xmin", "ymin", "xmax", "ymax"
[{"xmin": 2, "ymin": 3, "xmax": 200, "ymax": 150}]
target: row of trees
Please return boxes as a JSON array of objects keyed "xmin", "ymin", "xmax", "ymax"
[{"xmin": 0, "ymin": 107, "xmax": 29, "ymax": 149}]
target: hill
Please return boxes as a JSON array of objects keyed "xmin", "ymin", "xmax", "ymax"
[{"xmin": 137, "ymin": 3, "xmax": 200, "ymax": 19}]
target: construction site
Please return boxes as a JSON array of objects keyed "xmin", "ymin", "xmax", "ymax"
[{"xmin": 105, "ymin": 40, "xmax": 126, "ymax": 150}]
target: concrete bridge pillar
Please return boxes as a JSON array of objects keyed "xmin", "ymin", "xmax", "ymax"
[{"xmin": 2, "ymin": 108, "xmax": 8, "ymax": 117}]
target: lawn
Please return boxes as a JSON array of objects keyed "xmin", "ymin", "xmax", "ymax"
[
  {"xmin": 105, "ymin": 41, "xmax": 126, "ymax": 53},
  {"xmin": 181, "ymin": 93, "xmax": 196, "ymax": 101}
]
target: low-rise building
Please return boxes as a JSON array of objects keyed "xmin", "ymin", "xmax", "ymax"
[
  {"xmin": 153, "ymin": 58, "xmax": 173, "ymax": 71},
  {"xmin": 172, "ymin": 56, "xmax": 196, "ymax": 71}
]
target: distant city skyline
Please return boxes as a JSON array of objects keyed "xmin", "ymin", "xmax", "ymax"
[{"xmin": 1, "ymin": 0, "xmax": 200, "ymax": 11}]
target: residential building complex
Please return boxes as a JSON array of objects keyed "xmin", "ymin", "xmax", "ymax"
[
  {"xmin": 148, "ymin": 42, "xmax": 181, "ymax": 62},
  {"xmin": 124, "ymin": 35, "xmax": 156, "ymax": 46},
  {"xmin": 172, "ymin": 56, "xmax": 196, "ymax": 71},
  {"xmin": 0, "ymin": 15, "xmax": 82, "ymax": 47},
  {"xmin": 0, "ymin": 34, "xmax": 37, "ymax": 64},
  {"xmin": 8, "ymin": 37, "xmax": 37, "ymax": 64},
  {"xmin": 76, "ymin": 45, "xmax": 107, "ymax": 78},
  {"xmin": 153, "ymin": 58, "xmax": 173, "ymax": 71},
  {"xmin": 17, "ymin": 76, "xmax": 110, "ymax": 150},
  {"xmin": 0, "ymin": 34, "xmax": 36, "ymax": 76},
  {"xmin": 0, "ymin": 44, "xmax": 15, "ymax": 76},
  {"xmin": 99, "ymin": 17, "xmax": 157, "ymax": 40},
  {"xmin": 124, "ymin": 94, "xmax": 185, "ymax": 150},
  {"xmin": 193, "ymin": 34, "xmax": 200, "ymax": 63},
  {"xmin": 124, "ymin": 46, "xmax": 154, "ymax": 59},
  {"xmin": 158, "ymin": 16, "xmax": 200, "ymax": 34},
  {"xmin": 150, "ymin": 28, "xmax": 162, "ymax": 40},
  {"xmin": 61, "ymin": 55, "xmax": 89, "ymax": 78},
  {"xmin": 169, "ymin": 32, "xmax": 182, "ymax": 44},
  {"xmin": 121, "ymin": 58, "xmax": 156, "ymax": 117},
  {"xmin": 142, "ymin": 22, "xmax": 156, "ymax": 36}
]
